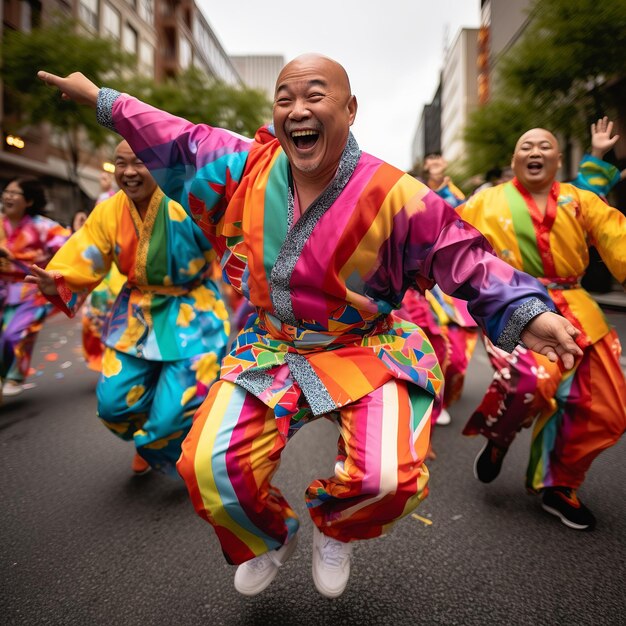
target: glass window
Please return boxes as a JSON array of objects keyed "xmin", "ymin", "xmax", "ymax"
[
  {"xmin": 20, "ymin": 0, "xmax": 33, "ymax": 31},
  {"xmin": 79, "ymin": 0, "xmax": 99, "ymax": 31},
  {"xmin": 179, "ymin": 37, "xmax": 192, "ymax": 70},
  {"xmin": 139, "ymin": 40, "xmax": 155, "ymax": 74},
  {"xmin": 139, "ymin": 0, "xmax": 154, "ymax": 25},
  {"xmin": 123, "ymin": 23, "xmax": 138, "ymax": 55},
  {"xmin": 102, "ymin": 3, "xmax": 121, "ymax": 40}
]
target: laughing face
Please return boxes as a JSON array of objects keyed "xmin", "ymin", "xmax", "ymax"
[
  {"xmin": 512, "ymin": 129, "xmax": 561, "ymax": 193},
  {"xmin": 1, "ymin": 181, "xmax": 30, "ymax": 222},
  {"xmin": 273, "ymin": 54, "xmax": 357, "ymax": 182},
  {"xmin": 113, "ymin": 141, "xmax": 157, "ymax": 212}
]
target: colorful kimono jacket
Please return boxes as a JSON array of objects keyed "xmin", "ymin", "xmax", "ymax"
[
  {"xmin": 571, "ymin": 154, "xmax": 621, "ymax": 198},
  {"xmin": 458, "ymin": 178, "xmax": 626, "ymax": 348},
  {"xmin": 0, "ymin": 214, "xmax": 69, "ymax": 305},
  {"xmin": 81, "ymin": 263, "xmax": 126, "ymax": 371},
  {"xmin": 0, "ymin": 214, "xmax": 70, "ymax": 380},
  {"xmin": 45, "ymin": 189, "xmax": 229, "ymax": 362},
  {"xmin": 96, "ymin": 90, "xmax": 555, "ymax": 417}
]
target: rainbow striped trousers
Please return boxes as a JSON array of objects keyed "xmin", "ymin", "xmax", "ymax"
[{"xmin": 178, "ymin": 378, "xmax": 433, "ymax": 565}]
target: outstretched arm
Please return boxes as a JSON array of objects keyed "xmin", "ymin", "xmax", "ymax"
[{"xmin": 37, "ymin": 69, "xmax": 252, "ymax": 249}]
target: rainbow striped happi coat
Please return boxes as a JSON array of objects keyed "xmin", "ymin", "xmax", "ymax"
[
  {"xmin": 100, "ymin": 92, "xmax": 555, "ymax": 424},
  {"xmin": 95, "ymin": 91, "xmax": 560, "ymax": 556}
]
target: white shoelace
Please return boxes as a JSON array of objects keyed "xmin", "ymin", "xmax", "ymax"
[
  {"xmin": 245, "ymin": 553, "xmax": 272, "ymax": 572},
  {"xmin": 318, "ymin": 536, "xmax": 350, "ymax": 569}
]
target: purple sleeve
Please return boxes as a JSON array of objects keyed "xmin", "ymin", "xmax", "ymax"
[
  {"xmin": 406, "ymin": 190, "xmax": 554, "ymax": 351},
  {"xmin": 96, "ymin": 88, "xmax": 252, "ymax": 214}
]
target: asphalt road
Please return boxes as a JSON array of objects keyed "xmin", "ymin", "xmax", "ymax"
[{"xmin": 1, "ymin": 311, "xmax": 625, "ymax": 626}]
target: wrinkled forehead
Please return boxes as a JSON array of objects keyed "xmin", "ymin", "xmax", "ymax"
[
  {"xmin": 515, "ymin": 128, "xmax": 559, "ymax": 151},
  {"xmin": 275, "ymin": 55, "xmax": 350, "ymax": 95}
]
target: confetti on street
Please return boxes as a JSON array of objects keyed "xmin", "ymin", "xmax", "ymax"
[
  {"xmin": 44, "ymin": 353, "xmax": 59, "ymax": 362},
  {"xmin": 412, "ymin": 514, "xmax": 433, "ymax": 526}
]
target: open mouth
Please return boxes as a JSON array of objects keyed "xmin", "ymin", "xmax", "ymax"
[
  {"xmin": 290, "ymin": 129, "xmax": 320, "ymax": 151},
  {"xmin": 124, "ymin": 180, "xmax": 142, "ymax": 190},
  {"xmin": 527, "ymin": 162, "xmax": 543, "ymax": 172}
]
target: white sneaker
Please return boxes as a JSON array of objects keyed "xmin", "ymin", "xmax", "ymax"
[
  {"xmin": 3, "ymin": 381, "xmax": 24, "ymax": 397},
  {"xmin": 233, "ymin": 534, "xmax": 298, "ymax": 596},
  {"xmin": 435, "ymin": 408, "xmax": 451, "ymax": 426},
  {"xmin": 312, "ymin": 526, "xmax": 352, "ymax": 598}
]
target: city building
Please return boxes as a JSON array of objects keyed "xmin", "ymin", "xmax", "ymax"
[
  {"xmin": 478, "ymin": 0, "xmax": 532, "ymax": 102},
  {"xmin": 230, "ymin": 55, "xmax": 285, "ymax": 102},
  {"xmin": 410, "ymin": 82, "xmax": 441, "ymax": 172},
  {"xmin": 440, "ymin": 27, "xmax": 479, "ymax": 164},
  {"xmin": 0, "ymin": 0, "xmax": 243, "ymax": 225}
]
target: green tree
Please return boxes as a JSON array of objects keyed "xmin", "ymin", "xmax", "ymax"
[
  {"xmin": 1, "ymin": 18, "xmax": 133, "ymax": 187},
  {"xmin": 122, "ymin": 67, "xmax": 272, "ymax": 138},
  {"xmin": 464, "ymin": 0, "xmax": 626, "ymax": 177},
  {"xmin": 463, "ymin": 98, "xmax": 542, "ymax": 177}
]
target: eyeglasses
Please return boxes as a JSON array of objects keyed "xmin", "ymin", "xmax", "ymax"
[{"xmin": 2, "ymin": 189, "xmax": 24, "ymax": 197}]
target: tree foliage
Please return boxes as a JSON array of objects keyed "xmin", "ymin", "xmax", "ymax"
[
  {"xmin": 464, "ymin": 0, "xmax": 626, "ymax": 177},
  {"xmin": 121, "ymin": 67, "xmax": 272, "ymax": 139},
  {"xmin": 462, "ymin": 98, "xmax": 542, "ymax": 176},
  {"xmin": 1, "ymin": 18, "xmax": 133, "ymax": 181}
]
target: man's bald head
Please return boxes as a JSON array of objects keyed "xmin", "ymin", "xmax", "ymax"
[{"xmin": 275, "ymin": 54, "xmax": 352, "ymax": 99}]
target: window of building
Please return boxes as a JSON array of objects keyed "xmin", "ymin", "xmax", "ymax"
[
  {"xmin": 179, "ymin": 36, "xmax": 192, "ymax": 70},
  {"xmin": 139, "ymin": 40, "xmax": 155, "ymax": 74},
  {"xmin": 20, "ymin": 2, "xmax": 33, "ymax": 33},
  {"xmin": 123, "ymin": 23, "xmax": 138, "ymax": 55},
  {"xmin": 102, "ymin": 3, "xmax": 121, "ymax": 40},
  {"xmin": 139, "ymin": 0, "xmax": 154, "ymax": 25},
  {"xmin": 79, "ymin": 0, "xmax": 99, "ymax": 31}
]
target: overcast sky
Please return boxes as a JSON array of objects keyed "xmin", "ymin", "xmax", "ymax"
[{"xmin": 197, "ymin": 0, "xmax": 480, "ymax": 171}]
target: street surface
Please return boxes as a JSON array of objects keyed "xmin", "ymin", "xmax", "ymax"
[{"xmin": 1, "ymin": 311, "xmax": 625, "ymax": 626}]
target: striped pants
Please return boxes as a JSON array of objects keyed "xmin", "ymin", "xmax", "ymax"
[
  {"xmin": 178, "ymin": 379, "xmax": 433, "ymax": 565},
  {"xmin": 463, "ymin": 329, "xmax": 626, "ymax": 491}
]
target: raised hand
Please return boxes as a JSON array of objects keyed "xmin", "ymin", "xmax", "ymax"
[
  {"xmin": 590, "ymin": 116, "xmax": 620, "ymax": 159},
  {"xmin": 520, "ymin": 312, "xmax": 582, "ymax": 370},
  {"xmin": 37, "ymin": 71, "xmax": 100, "ymax": 107}
]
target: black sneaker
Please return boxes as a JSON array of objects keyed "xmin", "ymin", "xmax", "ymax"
[
  {"xmin": 541, "ymin": 487, "xmax": 596, "ymax": 530},
  {"xmin": 473, "ymin": 440, "xmax": 508, "ymax": 483}
]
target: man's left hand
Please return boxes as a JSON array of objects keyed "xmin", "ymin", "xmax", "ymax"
[{"xmin": 521, "ymin": 312, "xmax": 582, "ymax": 370}]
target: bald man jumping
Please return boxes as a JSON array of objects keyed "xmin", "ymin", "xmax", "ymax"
[{"xmin": 38, "ymin": 56, "xmax": 585, "ymax": 597}]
